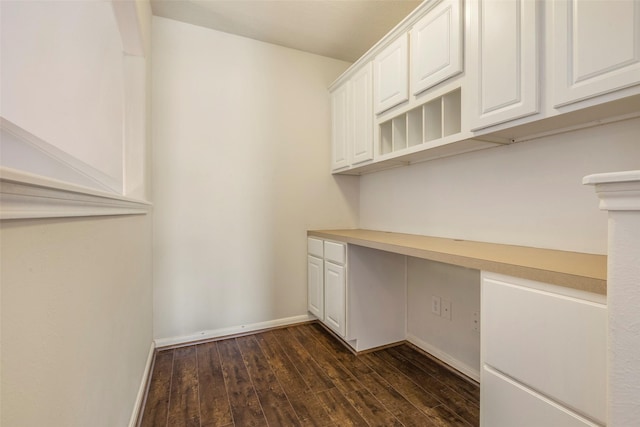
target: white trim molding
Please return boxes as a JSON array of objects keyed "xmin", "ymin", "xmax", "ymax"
[
  {"xmin": 584, "ymin": 170, "xmax": 640, "ymax": 426},
  {"xmin": 406, "ymin": 333, "xmax": 480, "ymax": 383},
  {"xmin": 129, "ymin": 342, "xmax": 155, "ymax": 427},
  {"xmin": 583, "ymin": 170, "xmax": 640, "ymax": 211},
  {"xmin": 154, "ymin": 314, "xmax": 315, "ymax": 349},
  {"xmin": 0, "ymin": 167, "xmax": 151, "ymax": 219}
]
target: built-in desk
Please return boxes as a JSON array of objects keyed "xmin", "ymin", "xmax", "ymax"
[
  {"xmin": 308, "ymin": 229, "xmax": 607, "ymax": 295},
  {"xmin": 307, "ymin": 228, "xmax": 608, "ymax": 426}
]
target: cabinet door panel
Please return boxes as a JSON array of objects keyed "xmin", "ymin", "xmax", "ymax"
[
  {"xmin": 324, "ymin": 261, "xmax": 346, "ymax": 337},
  {"xmin": 411, "ymin": 0, "xmax": 463, "ymax": 95},
  {"xmin": 468, "ymin": 0, "xmax": 539, "ymax": 130},
  {"xmin": 351, "ymin": 63, "xmax": 374, "ymax": 165},
  {"xmin": 553, "ymin": 0, "xmax": 640, "ymax": 106},
  {"xmin": 481, "ymin": 366, "xmax": 600, "ymax": 427},
  {"xmin": 374, "ymin": 33, "xmax": 409, "ymax": 114},
  {"xmin": 331, "ymin": 83, "xmax": 350, "ymax": 171},
  {"xmin": 482, "ymin": 274, "xmax": 606, "ymax": 424},
  {"xmin": 307, "ymin": 255, "xmax": 324, "ymax": 319}
]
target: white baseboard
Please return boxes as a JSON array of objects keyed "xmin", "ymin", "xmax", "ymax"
[
  {"xmin": 128, "ymin": 341, "xmax": 155, "ymax": 427},
  {"xmin": 154, "ymin": 314, "xmax": 315, "ymax": 349},
  {"xmin": 406, "ymin": 333, "xmax": 480, "ymax": 382}
]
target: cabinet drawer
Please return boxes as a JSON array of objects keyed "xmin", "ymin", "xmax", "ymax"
[
  {"xmin": 482, "ymin": 273, "xmax": 606, "ymax": 424},
  {"xmin": 324, "ymin": 241, "xmax": 346, "ymax": 265},
  {"xmin": 307, "ymin": 237, "xmax": 323, "ymax": 258},
  {"xmin": 481, "ymin": 366, "xmax": 599, "ymax": 427}
]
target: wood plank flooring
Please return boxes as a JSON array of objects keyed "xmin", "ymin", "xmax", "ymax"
[{"xmin": 139, "ymin": 322, "xmax": 479, "ymax": 427}]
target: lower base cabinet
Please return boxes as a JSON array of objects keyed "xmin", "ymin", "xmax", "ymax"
[
  {"xmin": 307, "ymin": 237, "xmax": 406, "ymax": 352},
  {"xmin": 481, "ymin": 272, "xmax": 606, "ymax": 426}
]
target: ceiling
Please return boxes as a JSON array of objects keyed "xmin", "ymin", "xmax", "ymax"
[{"xmin": 150, "ymin": 0, "xmax": 423, "ymax": 63}]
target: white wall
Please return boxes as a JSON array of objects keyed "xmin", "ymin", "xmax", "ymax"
[
  {"xmin": 360, "ymin": 117, "xmax": 640, "ymax": 255},
  {"xmin": 406, "ymin": 259, "xmax": 481, "ymax": 380},
  {"xmin": 0, "ymin": 2, "xmax": 154, "ymax": 426},
  {"xmin": 0, "ymin": 1, "xmax": 125, "ymax": 187},
  {"xmin": 0, "ymin": 215, "xmax": 153, "ymax": 427},
  {"xmin": 152, "ymin": 17, "xmax": 359, "ymax": 342}
]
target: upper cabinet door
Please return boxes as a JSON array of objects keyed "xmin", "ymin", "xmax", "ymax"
[
  {"xmin": 553, "ymin": 0, "xmax": 640, "ymax": 107},
  {"xmin": 351, "ymin": 63, "xmax": 374, "ymax": 165},
  {"xmin": 410, "ymin": 0, "xmax": 463, "ymax": 95},
  {"xmin": 330, "ymin": 83, "xmax": 350, "ymax": 171},
  {"xmin": 374, "ymin": 33, "xmax": 409, "ymax": 114},
  {"xmin": 468, "ymin": 0, "xmax": 540, "ymax": 131}
]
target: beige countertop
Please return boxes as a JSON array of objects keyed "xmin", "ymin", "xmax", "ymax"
[{"xmin": 308, "ymin": 229, "xmax": 607, "ymax": 295}]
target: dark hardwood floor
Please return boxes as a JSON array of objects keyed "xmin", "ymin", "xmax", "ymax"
[{"xmin": 139, "ymin": 322, "xmax": 479, "ymax": 427}]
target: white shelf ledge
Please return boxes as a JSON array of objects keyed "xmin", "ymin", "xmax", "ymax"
[{"xmin": 0, "ymin": 167, "xmax": 151, "ymax": 219}]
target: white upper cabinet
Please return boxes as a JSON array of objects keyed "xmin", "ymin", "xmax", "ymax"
[
  {"xmin": 374, "ymin": 33, "xmax": 409, "ymax": 114},
  {"xmin": 410, "ymin": 0, "xmax": 463, "ymax": 95},
  {"xmin": 553, "ymin": 0, "xmax": 640, "ymax": 107},
  {"xmin": 351, "ymin": 63, "xmax": 374, "ymax": 165},
  {"xmin": 330, "ymin": 83, "xmax": 350, "ymax": 170},
  {"xmin": 468, "ymin": 0, "xmax": 540, "ymax": 130}
]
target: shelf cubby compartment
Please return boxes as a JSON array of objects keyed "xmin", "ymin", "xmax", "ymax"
[
  {"xmin": 407, "ymin": 107, "xmax": 423, "ymax": 147},
  {"xmin": 423, "ymin": 98, "xmax": 443, "ymax": 142},
  {"xmin": 392, "ymin": 116, "xmax": 407, "ymax": 151},
  {"xmin": 443, "ymin": 88, "xmax": 461, "ymax": 137},
  {"xmin": 380, "ymin": 121, "xmax": 393, "ymax": 155}
]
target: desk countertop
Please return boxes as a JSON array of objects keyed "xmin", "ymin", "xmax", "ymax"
[{"xmin": 308, "ymin": 229, "xmax": 607, "ymax": 295}]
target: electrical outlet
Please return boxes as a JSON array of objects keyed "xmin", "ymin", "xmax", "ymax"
[
  {"xmin": 473, "ymin": 311, "xmax": 480, "ymax": 332},
  {"xmin": 442, "ymin": 299, "xmax": 452, "ymax": 320},
  {"xmin": 431, "ymin": 296, "xmax": 441, "ymax": 316}
]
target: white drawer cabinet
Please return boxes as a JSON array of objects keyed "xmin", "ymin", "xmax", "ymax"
[
  {"xmin": 481, "ymin": 272, "xmax": 607, "ymax": 425},
  {"xmin": 481, "ymin": 366, "xmax": 600, "ymax": 427},
  {"xmin": 307, "ymin": 236, "xmax": 407, "ymax": 352},
  {"xmin": 307, "ymin": 238, "xmax": 347, "ymax": 337}
]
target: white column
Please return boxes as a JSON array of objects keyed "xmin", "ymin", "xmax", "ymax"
[{"xmin": 584, "ymin": 170, "xmax": 640, "ymax": 426}]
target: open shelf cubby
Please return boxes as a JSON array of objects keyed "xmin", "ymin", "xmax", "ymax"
[{"xmin": 378, "ymin": 88, "xmax": 461, "ymax": 156}]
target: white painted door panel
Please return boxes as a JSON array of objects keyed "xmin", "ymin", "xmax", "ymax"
[
  {"xmin": 307, "ymin": 255, "xmax": 324, "ymax": 319},
  {"xmin": 324, "ymin": 241, "xmax": 346, "ymax": 265},
  {"xmin": 553, "ymin": 0, "xmax": 640, "ymax": 106},
  {"xmin": 374, "ymin": 33, "xmax": 409, "ymax": 114},
  {"xmin": 324, "ymin": 261, "xmax": 346, "ymax": 337},
  {"xmin": 331, "ymin": 83, "xmax": 349, "ymax": 170},
  {"xmin": 482, "ymin": 274, "xmax": 607, "ymax": 424},
  {"xmin": 468, "ymin": 0, "xmax": 539, "ymax": 130},
  {"xmin": 481, "ymin": 366, "xmax": 600, "ymax": 427},
  {"xmin": 351, "ymin": 63, "xmax": 374, "ymax": 165},
  {"xmin": 410, "ymin": 0, "xmax": 463, "ymax": 95}
]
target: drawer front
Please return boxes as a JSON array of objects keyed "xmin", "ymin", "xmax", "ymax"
[
  {"xmin": 324, "ymin": 241, "xmax": 346, "ymax": 265},
  {"xmin": 307, "ymin": 237, "xmax": 323, "ymax": 258},
  {"xmin": 481, "ymin": 366, "xmax": 599, "ymax": 427},
  {"xmin": 482, "ymin": 274, "xmax": 607, "ymax": 424}
]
